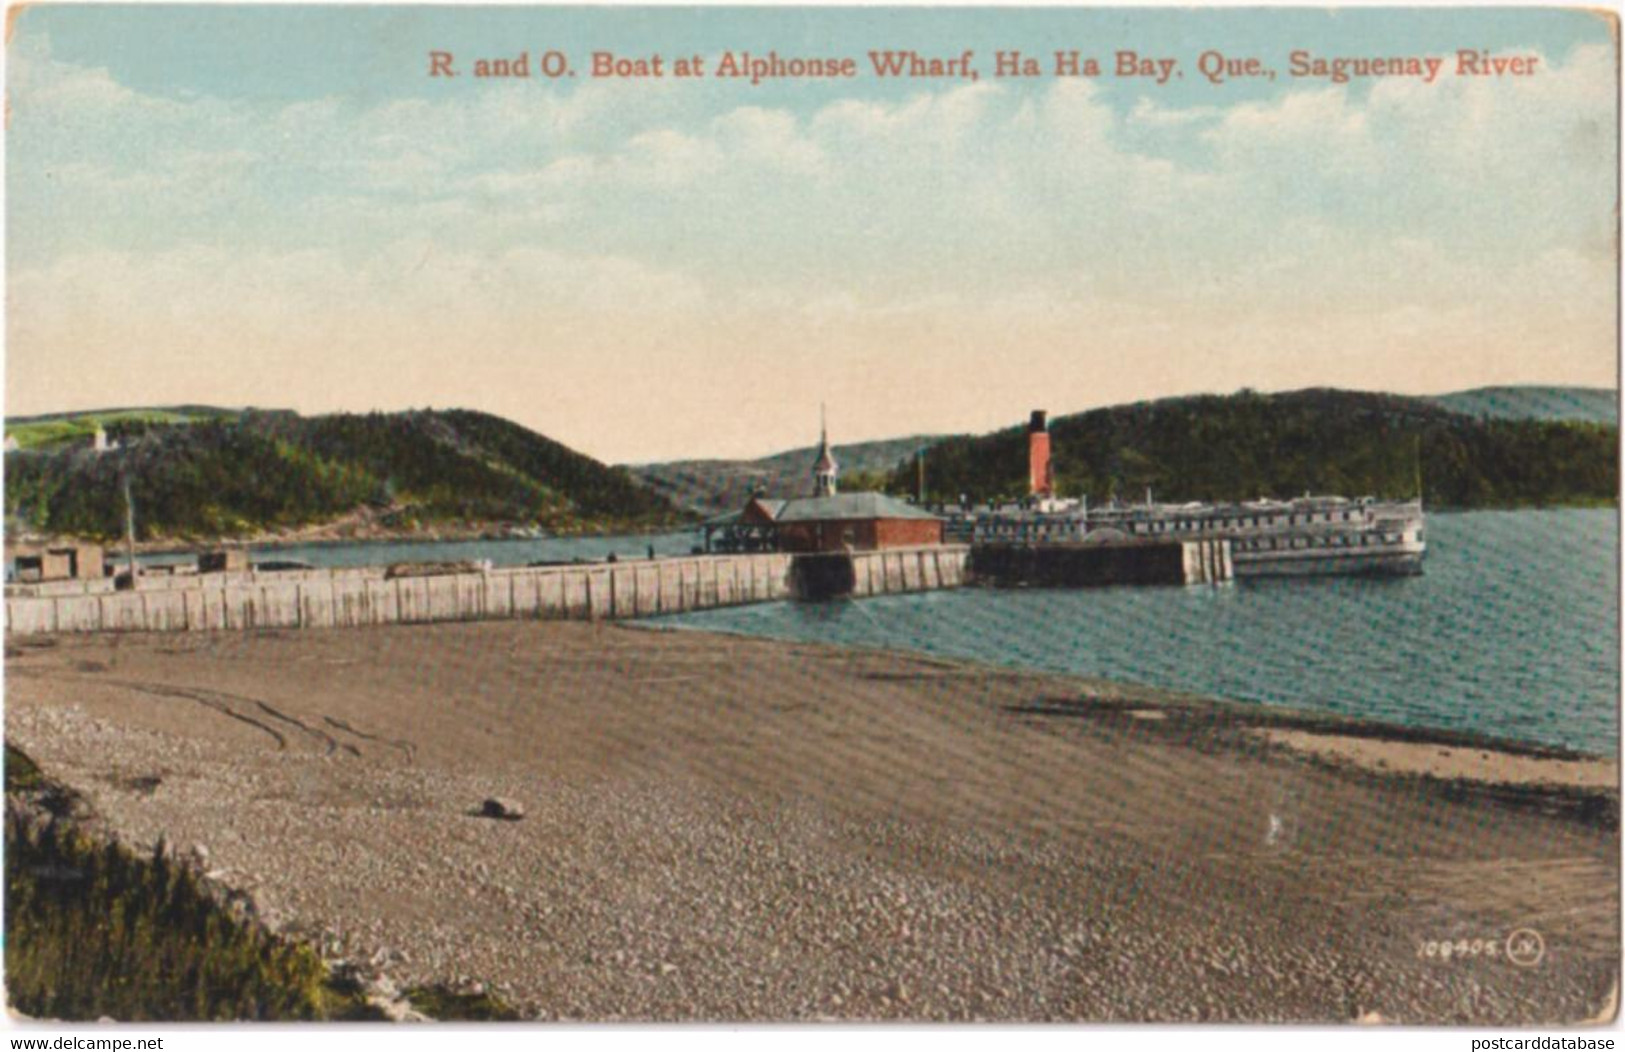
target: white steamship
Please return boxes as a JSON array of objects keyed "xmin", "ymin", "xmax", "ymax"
[{"xmin": 943, "ymin": 411, "xmax": 1427, "ymax": 578}]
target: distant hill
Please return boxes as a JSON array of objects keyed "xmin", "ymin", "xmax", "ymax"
[
  {"xmin": 5, "ymin": 409, "xmax": 682, "ymax": 543},
  {"xmin": 877, "ymin": 388, "xmax": 1617, "ymax": 510},
  {"xmin": 1428, "ymin": 386, "xmax": 1617, "ymax": 426},
  {"xmin": 6, "ymin": 404, "xmax": 247, "ymax": 425},
  {"xmin": 629, "ymin": 435, "xmax": 950, "ymax": 518},
  {"xmin": 4, "ymin": 407, "xmax": 243, "ymax": 451}
]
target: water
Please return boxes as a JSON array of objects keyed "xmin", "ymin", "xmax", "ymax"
[
  {"xmin": 654, "ymin": 510, "xmax": 1620, "ymax": 755},
  {"xmin": 128, "ymin": 530, "xmax": 704, "ymax": 570}
]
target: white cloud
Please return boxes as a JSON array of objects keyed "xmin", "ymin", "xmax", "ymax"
[{"xmin": 6, "ymin": 31, "xmax": 1617, "ymax": 458}]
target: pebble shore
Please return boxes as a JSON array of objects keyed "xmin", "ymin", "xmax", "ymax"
[{"xmin": 5, "ymin": 622, "xmax": 1617, "ymax": 1023}]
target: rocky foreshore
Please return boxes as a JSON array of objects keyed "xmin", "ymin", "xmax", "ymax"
[
  {"xmin": 3, "ymin": 765, "xmax": 450, "ymax": 1023},
  {"xmin": 5, "ymin": 622, "xmax": 1618, "ymax": 1023}
]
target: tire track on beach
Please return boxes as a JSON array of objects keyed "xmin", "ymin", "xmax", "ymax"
[
  {"xmin": 38, "ymin": 656, "xmax": 413, "ymax": 763},
  {"xmin": 250, "ymin": 699, "xmax": 358, "ymax": 757},
  {"xmin": 111, "ymin": 680, "xmax": 290, "ymax": 751},
  {"xmin": 321, "ymin": 715, "xmax": 417, "ymax": 763},
  {"xmin": 97, "ymin": 677, "xmax": 361, "ymax": 757}
]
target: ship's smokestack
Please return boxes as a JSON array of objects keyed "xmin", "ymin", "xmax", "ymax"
[{"xmin": 1028, "ymin": 410, "xmax": 1052, "ymax": 498}]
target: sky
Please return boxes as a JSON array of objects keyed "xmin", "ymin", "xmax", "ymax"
[{"xmin": 5, "ymin": 5, "xmax": 1619, "ymax": 463}]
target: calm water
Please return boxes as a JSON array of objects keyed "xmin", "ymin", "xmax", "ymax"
[
  {"xmin": 130, "ymin": 530, "xmax": 702, "ymax": 570},
  {"xmin": 655, "ymin": 510, "xmax": 1620, "ymax": 755}
]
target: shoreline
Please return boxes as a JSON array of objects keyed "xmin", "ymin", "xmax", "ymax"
[
  {"xmin": 626, "ymin": 621, "xmax": 1622, "ymax": 838},
  {"xmin": 5, "ymin": 502, "xmax": 1615, "ymax": 559},
  {"xmin": 5, "ymin": 620, "xmax": 1618, "ymax": 1022},
  {"xmin": 5, "ymin": 520, "xmax": 699, "ymax": 559},
  {"xmin": 636, "ymin": 617, "xmax": 1619, "ymax": 766}
]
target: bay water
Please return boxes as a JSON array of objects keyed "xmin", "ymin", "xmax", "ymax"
[{"xmin": 655, "ymin": 509, "xmax": 1619, "ymax": 755}]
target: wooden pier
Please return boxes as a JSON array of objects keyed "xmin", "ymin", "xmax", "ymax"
[
  {"xmin": 2, "ymin": 538, "xmax": 1230, "ymax": 638},
  {"xmin": 3, "ymin": 546, "xmax": 971, "ymax": 638}
]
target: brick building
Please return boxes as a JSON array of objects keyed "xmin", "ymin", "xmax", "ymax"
[
  {"xmin": 700, "ymin": 409, "xmax": 945, "ymax": 554},
  {"xmin": 772, "ymin": 492, "xmax": 944, "ymax": 553}
]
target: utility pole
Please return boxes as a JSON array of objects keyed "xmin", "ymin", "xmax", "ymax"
[
  {"xmin": 916, "ymin": 447, "xmax": 926, "ymax": 505},
  {"xmin": 122, "ymin": 474, "xmax": 139, "ymax": 588}
]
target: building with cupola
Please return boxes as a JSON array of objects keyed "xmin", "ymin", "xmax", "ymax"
[{"xmin": 699, "ymin": 408, "xmax": 944, "ymax": 554}]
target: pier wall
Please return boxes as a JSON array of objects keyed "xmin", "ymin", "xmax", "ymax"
[
  {"xmin": 970, "ymin": 539, "xmax": 1232, "ymax": 588},
  {"xmin": 5, "ymin": 566, "xmax": 387, "ymax": 598},
  {"xmin": 7, "ymin": 538, "xmax": 1220, "ymax": 637},
  {"xmin": 849, "ymin": 545, "xmax": 970, "ymax": 597},
  {"xmin": 1182, "ymin": 538, "xmax": 1234, "ymax": 585},
  {"xmin": 790, "ymin": 545, "xmax": 971, "ymax": 600},
  {"xmin": 4, "ymin": 554, "xmax": 796, "ymax": 637}
]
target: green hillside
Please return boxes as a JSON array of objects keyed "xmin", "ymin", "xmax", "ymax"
[
  {"xmin": 5, "ymin": 408, "xmax": 238, "ymax": 451},
  {"xmin": 629, "ymin": 434, "xmax": 949, "ymax": 517},
  {"xmin": 5, "ymin": 409, "xmax": 682, "ymax": 542},
  {"xmin": 881, "ymin": 389, "xmax": 1617, "ymax": 510},
  {"xmin": 1428, "ymin": 386, "xmax": 1617, "ymax": 426}
]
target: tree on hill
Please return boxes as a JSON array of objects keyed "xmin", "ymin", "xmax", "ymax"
[
  {"xmin": 4, "ymin": 409, "xmax": 684, "ymax": 541},
  {"xmin": 885, "ymin": 389, "xmax": 1618, "ymax": 509}
]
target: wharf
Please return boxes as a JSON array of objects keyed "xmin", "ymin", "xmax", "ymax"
[
  {"xmin": 3, "ymin": 547, "xmax": 968, "ymax": 637},
  {"xmin": 2, "ymin": 537, "xmax": 1230, "ymax": 638}
]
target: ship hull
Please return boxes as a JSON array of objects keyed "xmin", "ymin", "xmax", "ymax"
[
  {"xmin": 950, "ymin": 496, "xmax": 1426, "ymax": 581},
  {"xmin": 1233, "ymin": 549, "xmax": 1424, "ymax": 579}
]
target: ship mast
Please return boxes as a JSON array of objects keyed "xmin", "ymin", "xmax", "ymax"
[{"xmin": 1413, "ymin": 434, "xmax": 1424, "ymax": 505}]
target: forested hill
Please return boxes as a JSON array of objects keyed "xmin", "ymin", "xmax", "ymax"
[
  {"xmin": 1428, "ymin": 386, "xmax": 1617, "ymax": 427},
  {"xmin": 629, "ymin": 434, "xmax": 948, "ymax": 518},
  {"xmin": 882, "ymin": 389, "xmax": 1618, "ymax": 509},
  {"xmin": 4, "ymin": 409, "xmax": 683, "ymax": 542}
]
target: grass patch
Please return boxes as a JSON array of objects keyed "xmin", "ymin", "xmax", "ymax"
[
  {"xmin": 4, "ymin": 745, "xmax": 381, "ymax": 1021},
  {"xmin": 6, "ymin": 745, "xmax": 43, "ymax": 792},
  {"xmin": 404, "ymin": 983, "xmax": 521, "ymax": 1021},
  {"xmin": 5, "ymin": 411, "xmax": 207, "ymax": 451},
  {"xmin": 4, "ymin": 745, "xmax": 519, "ymax": 1021}
]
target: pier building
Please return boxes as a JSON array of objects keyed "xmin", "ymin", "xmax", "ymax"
[
  {"xmin": 702, "ymin": 409, "xmax": 946, "ymax": 554},
  {"xmin": 11, "ymin": 543, "xmax": 105, "ymax": 584},
  {"xmin": 773, "ymin": 492, "xmax": 944, "ymax": 553}
]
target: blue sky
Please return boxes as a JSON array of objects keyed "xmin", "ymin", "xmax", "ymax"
[
  {"xmin": 8, "ymin": 5, "xmax": 1618, "ymax": 461},
  {"xmin": 21, "ymin": 6, "xmax": 1607, "ymax": 106}
]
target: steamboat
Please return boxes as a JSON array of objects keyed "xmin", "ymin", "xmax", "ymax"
[{"xmin": 941, "ymin": 411, "xmax": 1427, "ymax": 578}]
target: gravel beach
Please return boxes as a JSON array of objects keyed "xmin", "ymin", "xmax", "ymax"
[{"xmin": 5, "ymin": 621, "xmax": 1618, "ymax": 1023}]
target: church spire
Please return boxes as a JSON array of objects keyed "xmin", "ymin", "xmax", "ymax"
[{"xmin": 812, "ymin": 403, "xmax": 838, "ymax": 497}]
